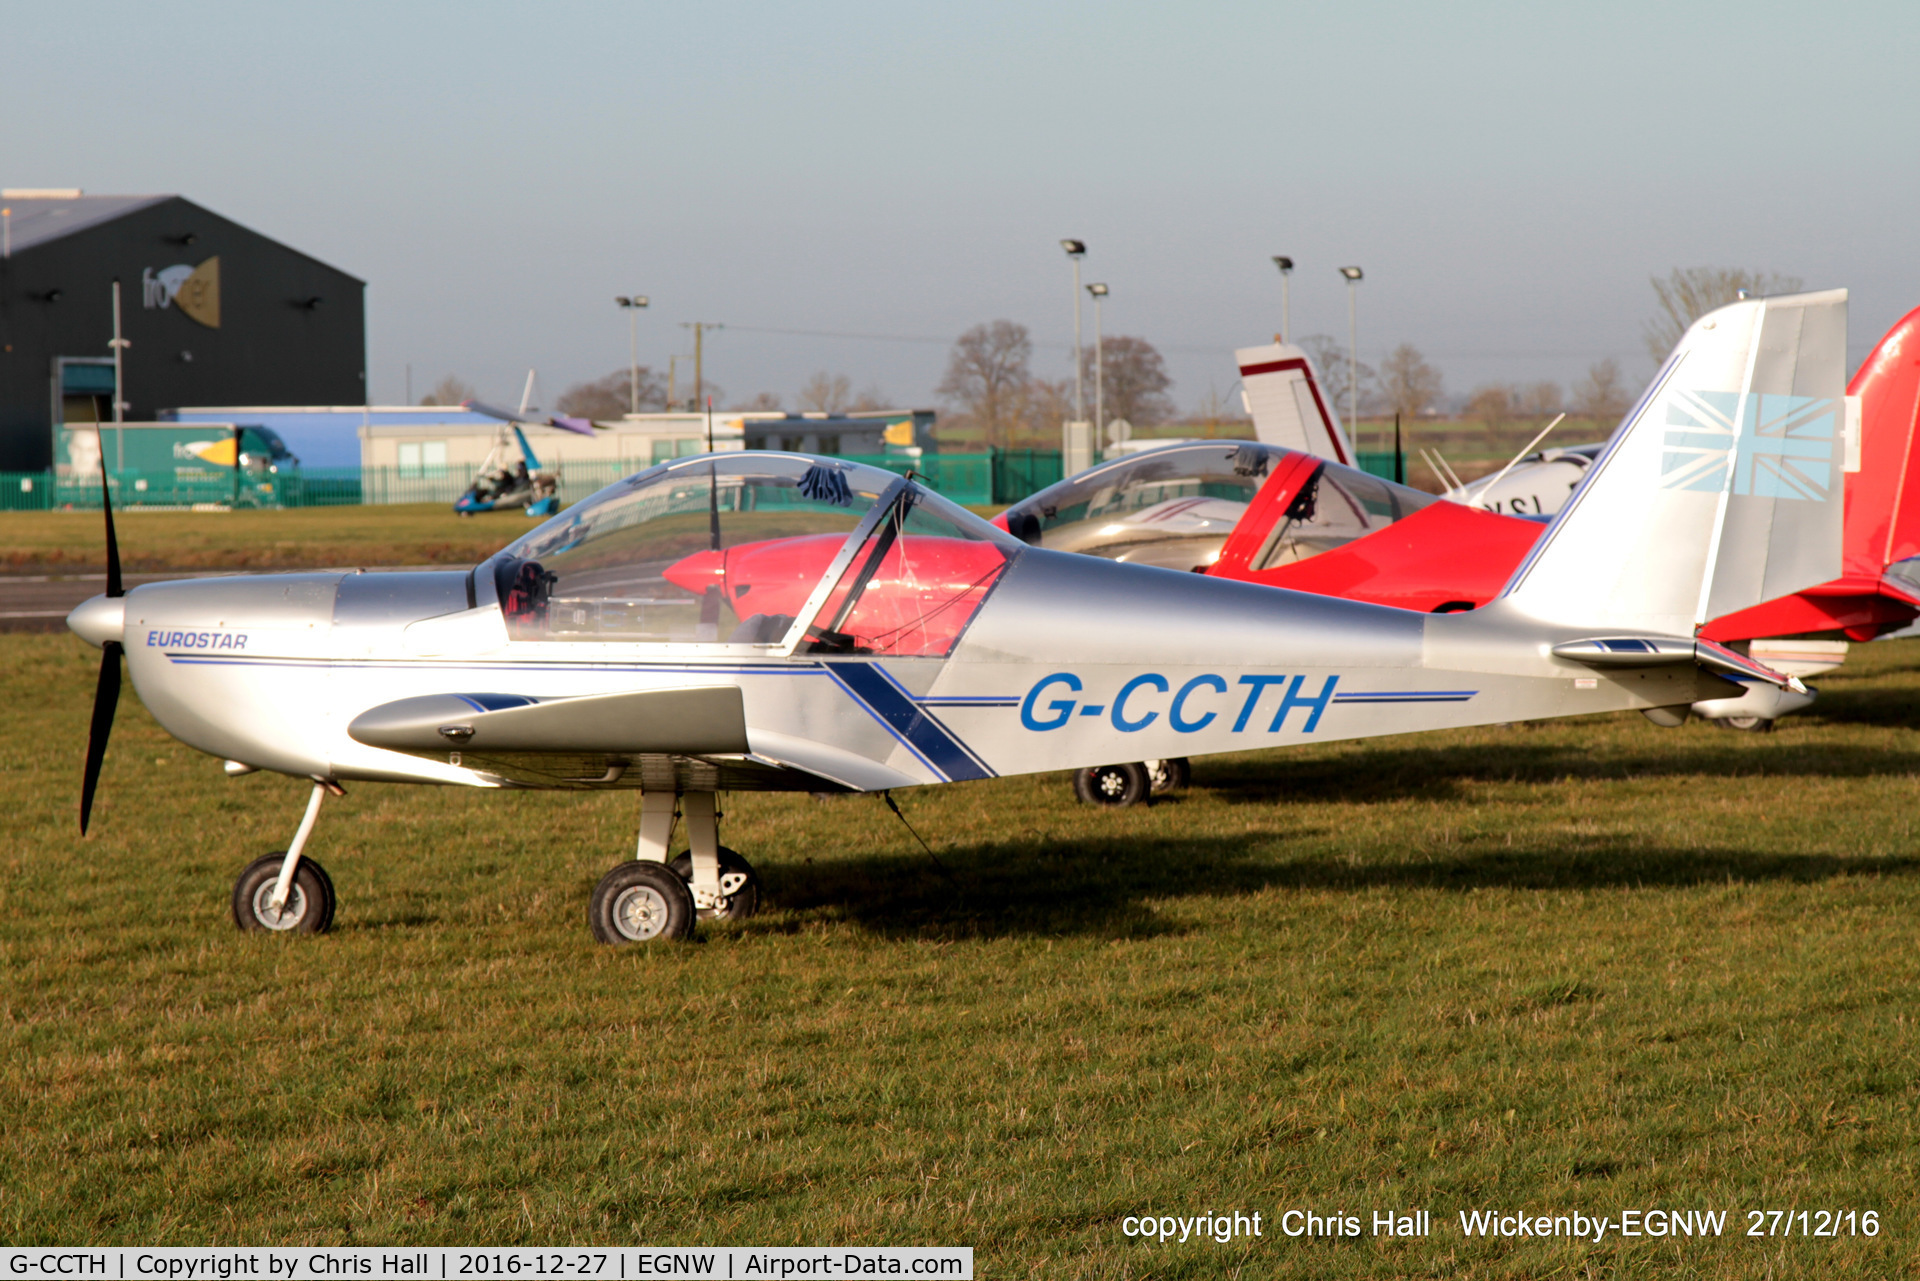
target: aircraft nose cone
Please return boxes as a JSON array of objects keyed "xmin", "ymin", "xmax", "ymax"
[{"xmin": 67, "ymin": 594, "xmax": 126, "ymax": 648}]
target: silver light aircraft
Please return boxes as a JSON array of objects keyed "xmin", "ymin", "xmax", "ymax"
[{"xmin": 68, "ymin": 291, "xmax": 1849, "ymax": 945}]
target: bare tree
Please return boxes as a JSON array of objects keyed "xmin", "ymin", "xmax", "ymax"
[
  {"xmin": 1571, "ymin": 359, "xmax": 1631, "ymax": 426},
  {"xmin": 731, "ymin": 391, "xmax": 783, "ymax": 411},
  {"xmin": 1378, "ymin": 344, "xmax": 1444, "ymax": 422},
  {"xmin": 937, "ymin": 321, "xmax": 1032, "ymax": 449},
  {"xmin": 1466, "ymin": 384, "xmax": 1516, "ymax": 443},
  {"xmin": 1080, "ymin": 335, "xmax": 1175, "ymax": 428},
  {"xmin": 797, "ymin": 372, "xmax": 853, "ymax": 414},
  {"xmin": 1645, "ymin": 267, "xmax": 1806, "ymax": 363},
  {"xmin": 1013, "ymin": 377, "xmax": 1076, "ymax": 446},
  {"xmin": 1297, "ymin": 334, "xmax": 1376, "ymax": 418},
  {"xmin": 419, "ymin": 375, "xmax": 477, "ymax": 407},
  {"xmin": 1518, "ymin": 380, "xmax": 1563, "ymax": 420},
  {"xmin": 849, "ymin": 383, "xmax": 891, "ymax": 412},
  {"xmin": 557, "ymin": 368, "xmax": 666, "ymax": 420}
]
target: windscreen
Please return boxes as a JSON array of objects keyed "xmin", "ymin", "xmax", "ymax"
[
  {"xmin": 1248, "ymin": 459, "xmax": 1437, "ymax": 569},
  {"xmin": 485, "ymin": 454, "xmax": 1017, "ymax": 647},
  {"xmin": 1000, "ymin": 442, "xmax": 1288, "ymax": 572},
  {"xmin": 801, "ymin": 485, "xmax": 1014, "ymax": 656}
]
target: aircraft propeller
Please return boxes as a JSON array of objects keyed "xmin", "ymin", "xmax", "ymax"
[{"xmin": 79, "ymin": 462, "xmax": 124, "ymax": 834}]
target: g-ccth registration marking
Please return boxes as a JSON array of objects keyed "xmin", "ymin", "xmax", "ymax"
[
  {"xmin": 1020, "ymin": 672, "xmax": 1340, "ymax": 735},
  {"xmin": 148, "ymin": 630, "xmax": 249, "ymax": 650}
]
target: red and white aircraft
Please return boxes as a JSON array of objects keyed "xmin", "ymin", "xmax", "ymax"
[{"xmin": 1001, "ymin": 306, "xmax": 1920, "ymax": 741}]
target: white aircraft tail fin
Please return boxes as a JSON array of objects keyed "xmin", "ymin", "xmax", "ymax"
[
  {"xmin": 1235, "ymin": 342, "xmax": 1355, "ymax": 464},
  {"xmin": 1502, "ymin": 290, "xmax": 1848, "ymax": 635}
]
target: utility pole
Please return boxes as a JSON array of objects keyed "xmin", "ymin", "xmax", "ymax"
[{"xmin": 679, "ymin": 322, "xmax": 723, "ymax": 410}]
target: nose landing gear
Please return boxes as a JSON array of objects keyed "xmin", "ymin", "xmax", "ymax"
[{"xmin": 232, "ymin": 780, "xmax": 343, "ymax": 933}]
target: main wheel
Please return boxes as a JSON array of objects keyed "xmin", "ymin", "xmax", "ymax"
[
  {"xmin": 589, "ymin": 861, "xmax": 696, "ymax": 944},
  {"xmin": 1073, "ymin": 762, "xmax": 1150, "ymax": 808},
  {"xmin": 669, "ymin": 846, "xmax": 761, "ymax": 921},
  {"xmin": 1712, "ymin": 715, "xmax": 1776, "ymax": 733},
  {"xmin": 232, "ymin": 853, "xmax": 336, "ymax": 934},
  {"xmin": 1145, "ymin": 757, "xmax": 1192, "ymax": 795}
]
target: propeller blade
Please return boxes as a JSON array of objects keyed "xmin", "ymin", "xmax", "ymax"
[
  {"xmin": 80, "ymin": 640, "xmax": 122, "ymax": 834},
  {"xmin": 98, "ymin": 436, "xmax": 123, "ymax": 598}
]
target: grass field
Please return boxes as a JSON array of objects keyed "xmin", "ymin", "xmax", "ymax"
[
  {"xmin": 0, "ymin": 504, "xmax": 519, "ymax": 574},
  {"xmin": 4, "ymin": 629, "xmax": 1918, "ymax": 1275}
]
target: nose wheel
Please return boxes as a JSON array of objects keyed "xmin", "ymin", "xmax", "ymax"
[
  {"xmin": 231, "ymin": 780, "xmax": 341, "ymax": 934},
  {"xmin": 232, "ymin": 852, "xmax": 336, "ymax": 933}
]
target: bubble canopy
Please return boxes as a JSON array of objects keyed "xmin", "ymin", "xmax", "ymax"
[
  {"xmin": 998, "ymin": 440, "xmax": 1435, "ymax": 573},
  {"xmin": 481, "ymin": 453, "xmax": 1021, "ymax": 654}
]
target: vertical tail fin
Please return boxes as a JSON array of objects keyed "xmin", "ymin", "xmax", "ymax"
[
  {"xmin": 1235, "ymin": 342, "xmax": 1355, "ymax": 464},
  {"xmin": 1843, "ymin": 305, "xmax": 1920, "ymax": 575},
  {"xmin": 1503, "ymin": 290, "xmax": 1849, "ymax": 634}
]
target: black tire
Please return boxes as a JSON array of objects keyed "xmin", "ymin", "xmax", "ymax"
[
  {"xmin": 1713, "ymin": 716, "xmax": 1775, "ymax": 733},
  {"xmin": 1073, "ymin": 762, "xmax": 1150, "ymax": 808},
  {"xmin": 589, "ymin": 860, "xmax": 696, "ymax": 944},
  {"xmin": 1145, "ymin": 757, "xmax": 1191, "ymax": 795},
  {"xmin": 231, "ymin": 853, "xmax": 336, "ymax": 934},
  {"xmin": 668, "ymin": 846, "xmax": 761, "ymax": 921}
]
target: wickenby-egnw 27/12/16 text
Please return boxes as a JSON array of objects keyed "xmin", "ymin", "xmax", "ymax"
[{"xmin": 1119, "ymin": 1207, "xmax": 1883, "ymax": 1243}]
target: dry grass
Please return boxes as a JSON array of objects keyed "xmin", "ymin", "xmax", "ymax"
[{"xmin": 0, "ymin": 504, "xmax": 518, "ymax": 573}]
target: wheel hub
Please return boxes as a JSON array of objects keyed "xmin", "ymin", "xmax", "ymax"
[
  {"xmin": 612, "ymin": 884, "xmax": 670, "ymax": 941},
  {"xmin": 250, "ymin": 882, "xmax": 308, "ymax": 931}
]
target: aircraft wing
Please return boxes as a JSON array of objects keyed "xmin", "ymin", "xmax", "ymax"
[{"xmin": 464, "ymin": 398, "xmax": 597, "ymax": 437}]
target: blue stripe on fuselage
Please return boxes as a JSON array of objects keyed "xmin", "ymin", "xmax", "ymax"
[{"xmin": 826, "ymin": 661, "xmax": 996, "ymax": 782}]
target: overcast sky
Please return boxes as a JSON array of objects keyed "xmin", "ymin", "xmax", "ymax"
[{"xmin": 8, "ymin": 0, "xmax": 1917, "ymax": 414}]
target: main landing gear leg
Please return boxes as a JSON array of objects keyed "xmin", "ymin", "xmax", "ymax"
[
  {"xmin": 682, "ymin": 791, "xmax": 725, "ymax": 909},
  {"xmin": 635, "ymin": 788, "xmax": 677, "ymax": 862},
  {"xmin": 589, "ymin": 789, "xmax": 765, "ymax": 945}
]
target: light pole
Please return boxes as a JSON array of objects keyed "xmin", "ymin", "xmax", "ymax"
[
  {"xmin": 1087, "ymin": 283, "xmax": 1108, "ymax": 446},
  {"xmin": 1061, "ymin": 239, "xmax": 1086, "ymax": 425},
  {"xmin": 616, "ymin": 295, "xmax": 649, "ymax": 414},
  {"xmin": 109, "ymin": 279, "xmax": 130, "ymax": 472},
  {"xmin": 1272, "ymin": 256, "xmax": 1293, "ymax": 342},
  {"xmin": 1339, "ymin": 265, "xmax": 1363, "ymax": 430}
]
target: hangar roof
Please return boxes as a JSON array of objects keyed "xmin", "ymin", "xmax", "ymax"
[{"xmin": 0, "ymin": 192, "xmax": 171, "ymax": 253}]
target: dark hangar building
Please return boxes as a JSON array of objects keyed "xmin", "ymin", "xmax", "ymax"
[{"xmin": 0, "ymin": 191, "xmax": 365, "ymax": 470}]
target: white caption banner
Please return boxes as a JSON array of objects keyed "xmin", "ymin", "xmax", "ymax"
[{"xmin": 2, "ymin": 1250, "xmax": 972, "ymax": 1281}]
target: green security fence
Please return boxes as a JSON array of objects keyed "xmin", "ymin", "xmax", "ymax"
[{"xmin": 0, "ymin": 446, "xmax": 1404, "ymax": 515}]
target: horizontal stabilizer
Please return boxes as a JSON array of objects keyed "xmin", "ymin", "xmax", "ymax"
[
  {"xmin": 1550, "ymin": 635, "xmax": 1803, "ymax": 692},
  {"xmin": 348, "ymin": 686, "xmax": 749, "ymax": 755},
  {"xmin": 1505, "ymin": 291, "xmax": 1848, "ymax": 635}
]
